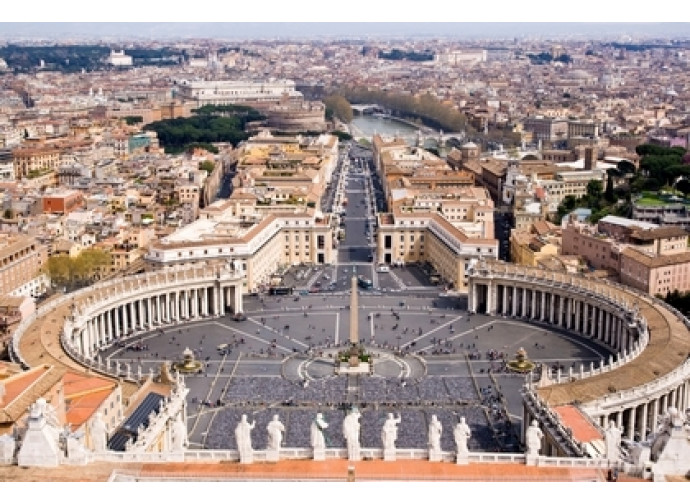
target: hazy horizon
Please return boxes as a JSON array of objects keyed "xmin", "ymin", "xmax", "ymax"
[{"xmin": 1, "ymin": 22, "xmax": 689, "ymax": 42}]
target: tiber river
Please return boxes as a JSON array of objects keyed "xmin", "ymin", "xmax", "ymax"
[{"xmin": 350, "ymin": 114, "xmax": 421, "ymax": 145}]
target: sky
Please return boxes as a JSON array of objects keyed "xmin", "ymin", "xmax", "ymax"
[
  {"xmin": 1, "ymin": 22, "xmax": 690, "ymax": 41},
  {"xmin": 1, "ymin": 1, "xmax": 689, "ymax": 41}
]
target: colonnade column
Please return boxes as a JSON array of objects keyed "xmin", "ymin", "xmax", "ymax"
[
  {"xmin": 138, "ymin": 299, "xmax": 144, "ymax": 328},
  {"xmin": 521, "ymin": 288, "xmax": 527, "ymax": 318},
  {"xmin": 114, "ymin": 308, "xmax": 121, "ymax": 338},
  {"xmin": 627, "ymin": 406, "xmax": 636, "ymax": 441},
  {"xmin": 512, "ymin": 286, "xmax": 518, "ymax": 316},
  {"xmin": 99, "ymin": 314, "xmax": 106, "ymax": 346},
  {"xmin": 592, "ymin": 308, "xmax": 606, "ymax": 338},
  {"xmin": 156, "ymin": 296, "xmax": 162, "ymax": 325},
  {"xmin": 235, "ymin": 285, "xmax": 242, "ymax": 314},
  {"xmin": 599, "ymin": 311, "xmax": 613, "ymax": 341},
  {"xmin": 219, "ymin": 286, "xmax": 226, "ymax": 316},
  {"xmin": 502, "ymin": 285, "xmax": 508, "ymax": 316},
  {"xmin": 122, "ymin": 303, "xmax": 129, "ymax": 335},
  {"xmin": 640, "ymin": 402, "xmax": 649, "ymax": 442},
  {"xmin": 651, "ymin": 398, "xmax": 659, "ymax": 434},
  {"xmin": 129, "ymin": 301, "xmax": 136, "ymax": 331},
  {"xmin": 540, "ymin": 292, "xmax": 546, "ymax": 322},
  {"xmin": 105, "ymin": 310, "xmax": 113, "ymax": 342}
]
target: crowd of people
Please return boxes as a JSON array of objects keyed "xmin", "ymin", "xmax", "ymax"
[{"xmin": 201, "ymin": 374, "xmax": 509, "ymax": 452}]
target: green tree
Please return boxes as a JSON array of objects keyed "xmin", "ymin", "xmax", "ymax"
[
  {"xmin": 323, "ymin": 95, "xmax": 353, "ymax": 123},
  {"xmin": 586, "ymin": 179, "xmax": 603, "ymax": 199},
  {"xmin": 45, "ymin": 256, "xmax": 72, "ymax": 287},
  {"xmin": 199, "ymin": 160, "xmax": 215, "ymax": 174}
]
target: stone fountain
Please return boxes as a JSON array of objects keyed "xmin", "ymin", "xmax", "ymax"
[{"xmin": 171, "ymin": 347, "xmax": 203, "ymax": 374}]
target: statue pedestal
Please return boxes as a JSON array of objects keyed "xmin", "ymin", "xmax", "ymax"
[
  {"xmin": 456, "ymin": 452, "xmax": 469, "ymax": 465},
  {"xmin": 652, "ymin": 426, "xmax": 690, "ymax": 478},
  {"xmin": 0, "ymin": 435, "xmax": 16, "ymax": 465},
  {"xmin": 525, "ymin": 454, "xmax": 539, "ymax": 466},
  {"xmin": 266, "ymin": 449, "xmax": 280, "ymax": 463},
  {"xmin": 429, "ymin": 449, "xmax": 442, "ymax": 462},
  {"xmin": 313, "ymin": 447, "xmax": 326, "ymax": 461},
  {"xmin": 239, "ymin": 452, "xmax": 254, "ymax": 464},
  {"xmin": 383, "ymin": 448, "xmax": 396, "ymax": 462},
  {"xmin": 17, "ymin": 417, "xmax": 60, "ymax": 468}
]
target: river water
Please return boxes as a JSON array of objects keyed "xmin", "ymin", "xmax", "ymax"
[{"xmin": 350, "ymin": 114, "xmax": 420, "ymax": 145}]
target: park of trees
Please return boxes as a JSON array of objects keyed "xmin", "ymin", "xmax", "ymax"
[
  {"xmin": 44, "ymin": 248, "xmax": 111, "ymax": 290},
  {"xmin": 554, "ymin": 144, "xmax": 689, "ymax": 224},
  {"xmin": 378, "ymin": 49, "xmax": 435, "ymax": 62},
  {"xmin": 143, "ymin": 105, "xmax": 264, "ymax": 153}
]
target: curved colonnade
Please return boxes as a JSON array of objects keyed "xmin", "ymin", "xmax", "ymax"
[
  {"xmin": 11, "ymin": 263, "xmax": 245, "ymax": 382},
  {"xmin": 468, "ymin": 261, "xmax": 690, "ymax": 453}
]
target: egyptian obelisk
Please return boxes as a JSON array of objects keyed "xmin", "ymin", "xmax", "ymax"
[{"xmin": 349, "ymin": 275, "xmax": 359, "ymax": 366}]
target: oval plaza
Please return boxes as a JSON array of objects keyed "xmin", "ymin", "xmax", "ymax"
[{"xmin": 6, "ymin": 255, "xmax": 690, "ymax": 480}]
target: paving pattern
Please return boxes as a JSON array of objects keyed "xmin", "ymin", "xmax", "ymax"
[{"xmin": 98, "ymin": 291, "xmax": 612, "ymax": 454}]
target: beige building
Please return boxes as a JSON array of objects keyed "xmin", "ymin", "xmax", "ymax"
[
  {"xmin": 376, "ymin": 211, "xmax": 498, "ymax": 291},
  {"xmin": 562, "ymin": 215, "xmax": 690, "ymax": 295},
  {"xmin": 12, "ymin": 144, "xmax": 60, "ymax": 180},
  {"xmin": 145, "ymin": 211, "xmax": 333, "ymax": 293},
  {"xmin": 510, "ymin": 221, "xmax": 561, "ymax": 267},
  {"xmin": 620, "ymin": 247, "xmax": 690, "ymax": 296},
  {"xmin": 0, "ymin": 235, "xmax": 48, "ymax": 297}
]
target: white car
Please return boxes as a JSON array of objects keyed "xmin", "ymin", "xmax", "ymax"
[{"xmin": 377, "ymin": 265, "xmax": 390, "ymax": 273}]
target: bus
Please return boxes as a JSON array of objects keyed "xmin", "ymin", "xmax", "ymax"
[
  {"xmin": 357, "ymin": 276, "xmax": 373, "ymax": 289},
  {"xmin": 269, "ymin": 286, "xmax": 293, "ymax": 295}
]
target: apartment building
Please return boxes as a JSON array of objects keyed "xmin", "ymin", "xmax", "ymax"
[
  {"xmin": 0, "ymin": 234, "xmax": 48, "ymax": 297},
  {"xmin": 145, "ymin": 211, "xmax": 333, "ymax": 293},
  {"xmin": 509, "ymin": 221, "xmax": 561, "ymax": 267},
  {"xmin": 12, "ymin": 144, "xmax": 60, "ymax": 180},
  {"xmin": 175, "ymin": 79, "xmax": 302, "ymax": 107},
  {"xmin": 376, "ymin": 211, "xmax": 498, "ymax": 291},
  {"xmin": 562, "ymin": 214, "xmax": 690, "ymax": 295}
]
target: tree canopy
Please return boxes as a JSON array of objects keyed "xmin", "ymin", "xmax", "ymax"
[
  {"xmin": 45, "ymin": 248, "xmax": 111, "ymax": 289},
  {"xmin": 323, "ymin": 95, "xmax": 353, "ymax": 123},
  {"xmin": 143, "ymin": 106, "xmax": 264, "ymax": 153}
]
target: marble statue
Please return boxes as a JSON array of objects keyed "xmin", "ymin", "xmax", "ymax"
[
  {"xmin": 454, "ymin": 417, "xmax": 471, "ymax": 454},
  {"xmin": 235, "ymin": 414, "xmax": 255, "ymax": 463},
  {"xmin": 604, "ymin": 420, "xmax": 622, "ymax": 461},
  {"xmin": 266, "ymin": 414, "xmax": 285, "ymax": 451},
  {"xmin": 428, "ymin": 415, "xmax": 442, "ymax": 452},
  {"xmin": 90, "ymin": 413, "xmax": 108, "ymax": 452},
  {"xmin": 311, "ymin": 413, "xmax": 328, "ymax": 450},
  {"xmin": 525, "ymin": 419, "xmax": 543, "ymax": 456},
  {"xmin": 382, "ymin": 413, "xmax": 402, "ymax": 451},
  {"xmin": 343, "ymin": 407, "xmax": 361, "ymax": 461},
  {"xmin": 171, "ymin": 413, "xmax": 188, "ymax": 452}
]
